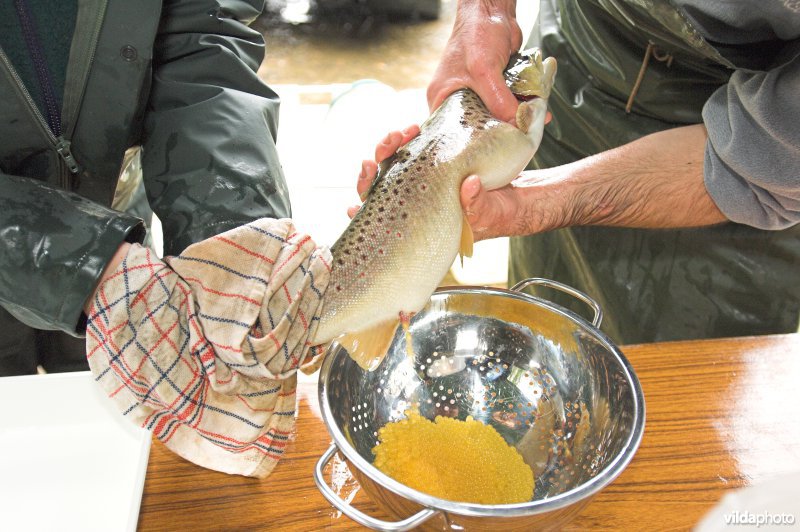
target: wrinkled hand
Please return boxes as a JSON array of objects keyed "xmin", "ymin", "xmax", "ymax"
[
  {"xmin": 349, "ymin": 127, "xmax": 553, "ymax": 241},
  {"xmin": 427, "ymin": 0, "xmax": 522, "ymax": 124},
  {"xmin": 352, "ymin": 113, "xmax": 558, "ymax": 241}
]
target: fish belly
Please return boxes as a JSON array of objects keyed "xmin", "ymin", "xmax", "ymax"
[{"xmin": 312, "ymin": 90, "xmax": 538, "ymax": 346}]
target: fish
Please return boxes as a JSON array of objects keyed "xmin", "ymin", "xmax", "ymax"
[{"xmin": 311, "ymin": 49, "xmax": 557, "ymax": 370}]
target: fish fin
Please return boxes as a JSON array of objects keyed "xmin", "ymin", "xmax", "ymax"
[
  {"xmin": 459, "ymin": 212, "xmax": 475, "ymax": 266},
  {"xmin": 337, "ymin": 318, "xmax": 400, "ymax": 371},
  {"xmin": 399, "ymin": 312, "xmax": 416, "ymax": 361},
  {"xmin": 516, "ymin": 98, "xmax": 549, "ymax": 152}
]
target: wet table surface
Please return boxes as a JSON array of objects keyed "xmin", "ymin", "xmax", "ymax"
[{"xmin": 138, "ymin": 333, "xmax": 800, "ymax": 530}]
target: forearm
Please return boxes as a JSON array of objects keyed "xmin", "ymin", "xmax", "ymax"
[
  {"xmin": 0, "ymin": 173, "xmax": 144, "ymax": 334},
  {"xmin": 142, "ymin": 0, "xmax": 290, "ymax": 256},
  {"xmin": 83, "ymin": 242, "xmax": 132, "ymax": 315},
  {"xmin": 515, "ymin": 124, "xmax": 727, "ymax": 233}
]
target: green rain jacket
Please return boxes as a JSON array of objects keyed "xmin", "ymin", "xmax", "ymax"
[
  {"xmin": 513, "ymin": 0, "xmax": 800, "ymax": 344},
  {"xmin": 0, "ymin": 0, "xmax": 291, "ymax": 336}
]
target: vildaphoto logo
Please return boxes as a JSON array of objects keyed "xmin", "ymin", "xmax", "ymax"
[{"xmin": 724, "ymin": 510, "xmax": 796, "ymax": 527}]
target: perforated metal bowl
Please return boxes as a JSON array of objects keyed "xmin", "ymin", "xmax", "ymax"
[{"xmin": 315, "ymin": 278, "xmax": 645, "ymax": 531}]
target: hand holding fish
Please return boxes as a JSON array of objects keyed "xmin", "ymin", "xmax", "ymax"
[
  {"xmin": 353, "ymin": 127, "xmax": 559, "ymax": 243},
  {"xmin": 427, "ymin": 0, "xmax": 522, "ymax": 124},
  {"xmin": 319, "ymin": 50, "xmax": 557, "ymax": 369}
]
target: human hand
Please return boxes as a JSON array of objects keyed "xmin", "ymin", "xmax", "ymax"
[
  {"xmin": 85, "ymin": 219, "xmax": 332, "ymax": 477},
  {"xmin": 460, "ymin": 171, "xmax": 565, "ymax": 241},
  {"xmin": 427, "ymin": 0, "xmax": 522, "ymax": 124},
  {"xmin": 348, "ymin": 125, "xmax": 554, "ymax": 240},
  {"xmin": 348, "ymin": 124, "xmax": 559, "ymax": 242},
  {"xmin": 348, "ymin": 125, "xmax": 420, "ymax": 218},
  {"xmin": 462, "ymin": 124, "xmax": 727, "ymax": 239}
]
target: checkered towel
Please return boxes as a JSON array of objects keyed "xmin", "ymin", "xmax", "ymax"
[{"xmin": 86, "ymin": 218, "xmax": 332, "ymax": 478}]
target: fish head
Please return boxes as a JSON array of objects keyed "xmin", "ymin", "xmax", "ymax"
[{"xmin": 505, "ymin": 48, "xmax": 557, "ymax": 101}]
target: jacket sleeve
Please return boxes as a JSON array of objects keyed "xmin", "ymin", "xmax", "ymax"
[
  {"xmin": 702, "ymin": 43, "xmax": 800, "ymax": 230},
  {"xmin": 0, "ymin": 173, "xmax": 145, "ymax": 334},
  {"xmin": 140, "ymin": 0, "xmax": 292, "ymax": 256}
]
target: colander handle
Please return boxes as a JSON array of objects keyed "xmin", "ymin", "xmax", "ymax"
[
  {"xmin": 511, "ymin": 277, "xmax": 603, "ymax": 327},
  {"xmin": 314, "ymin": 443, "xmax": 438, "ymax": 531}
]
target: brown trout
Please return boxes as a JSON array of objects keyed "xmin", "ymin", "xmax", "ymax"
[{"xmin": 312, "ymin": 49, "xmax": 557, "ymax": 369}]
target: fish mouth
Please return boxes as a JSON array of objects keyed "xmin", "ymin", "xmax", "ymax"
[{"xmin": 505, "ymin": 48, "xmax": 557, "ymax": 101}]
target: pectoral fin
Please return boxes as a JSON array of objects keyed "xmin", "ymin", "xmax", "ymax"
[
  {"xmin": 337, "ymin": 318, "xmax": 400, "ymax": 371},
  {"xmin": 517, "ymin": 98, "xmax": 549, "ymax": 153},
  {"xmin": 459, "ymin": 212, "xmax": 475, "ymax": 267}
]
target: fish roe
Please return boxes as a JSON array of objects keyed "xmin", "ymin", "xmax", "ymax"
[{"xmin": 372, "ymin": 412, "xmax": 534, "ymax": 504}]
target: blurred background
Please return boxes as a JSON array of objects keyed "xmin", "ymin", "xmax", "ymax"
[
  {"xmin": 252, "ymin": 0, "xmax": 537, "ymax": 286},
  {"xmin": 255, "ymin": 0, "xmax": 455, "ymax": 88}
]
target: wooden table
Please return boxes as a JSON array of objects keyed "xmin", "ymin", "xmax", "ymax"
[{"xmin": 138, "ymin": 333, "xmax": 800, "ymax": 530}]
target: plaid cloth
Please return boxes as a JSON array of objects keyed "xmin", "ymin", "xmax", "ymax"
[{"xmin": 86, "ymin": 218, "xmax": 332, "ymax": 478}]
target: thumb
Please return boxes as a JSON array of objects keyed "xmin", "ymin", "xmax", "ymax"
[
  {"xmin": 460, "ymin": 175, "xmax": 490, "ymax": 239},
  {"xmin": 479, "ymin": 76, "xmax": 519, "ymax": 125}
]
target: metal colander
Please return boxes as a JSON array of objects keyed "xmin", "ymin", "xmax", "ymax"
[{"xmin": 315, "ymin": 278, "xmax": 645, "ymax": 531}]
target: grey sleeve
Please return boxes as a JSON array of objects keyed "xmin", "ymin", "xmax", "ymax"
[
  {"xmin": 702, "ymin": 45, "xmax": 800, "ymax": 230},
  {"xmin": 141, "ymin": 0, "xmax": 292, "ymax": 256}
]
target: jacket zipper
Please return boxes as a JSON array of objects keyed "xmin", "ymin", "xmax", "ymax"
[
  {"xmin": 0, "ymin": 48, "xmax": 79, "ymax": 181},
  {"xmin": 1, "ymin": 0, "xmax": 107, "ymax": 189},
  {"xmin": 14, "ymin": 0, "xmax": 63, "ymax": 137}
]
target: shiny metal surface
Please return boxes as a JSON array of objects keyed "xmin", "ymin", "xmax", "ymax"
[{"xmin": 317, "ymin": 280, "xmax": 646, "ymax": 530}]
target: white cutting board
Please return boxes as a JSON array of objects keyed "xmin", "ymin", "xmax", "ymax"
[{"xmin": 0, "ymin": 371, "xmax": 151, "ymax": 532}]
